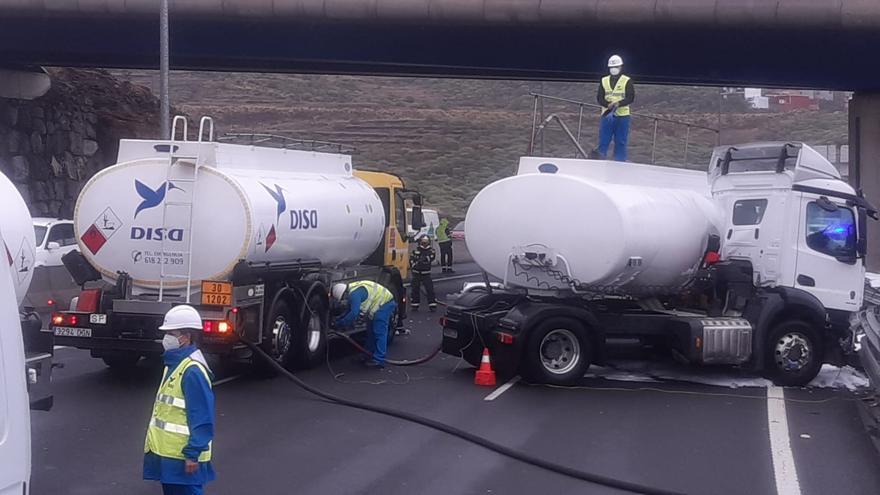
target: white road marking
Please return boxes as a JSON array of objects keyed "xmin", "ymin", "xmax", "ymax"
[
  {"xmin": 53, "ymin": 345, "xmax": 69, "ymax": 350},
  {"xmin": 405, "ymin": 272, "xmax": 483, "ymax": 287},
  {"xmin": 767, "ymin": 386, "xmax": 802, "ymax": 495},
  {"xmin": 212, "ymin": 375, "xmax": 241, "ymax": 386},
  {"xmin": 483, "ymin": 376, "xmax": 520, "ymax": 401}
]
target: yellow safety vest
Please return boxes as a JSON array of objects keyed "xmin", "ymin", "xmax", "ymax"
[
  {"xmin": 349, "ymin": 280, "xmax": 394, "ymax": 317},
  {"xmin": 601, "ymin": 75, "xmax": 631, "ymax": 117},
  {"xmin": 144, "ymin": 354, "xmax": 213, "ymax": 462}
]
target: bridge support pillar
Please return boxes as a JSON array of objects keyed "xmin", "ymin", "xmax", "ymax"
[{"xmin": 850, "ymin": 92, "xmax": 880, "ymax": 271}]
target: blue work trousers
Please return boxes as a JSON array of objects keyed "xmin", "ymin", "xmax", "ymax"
[
  {"xmin": 366, "ymin": 301, "xmax": 397, "ymax": 364},
  {"xmin": 597, "ymin": 114, "xmax": 630, "ymax": 162},
  {"xmin": 162, "ymin": 483, "xmax": 203, "ymax": 495}
]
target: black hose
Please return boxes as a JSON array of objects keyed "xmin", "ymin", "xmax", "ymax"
[
  {"xmin": 244, "ymin": 340, "xmax": 685, "ymax": 495},
  {"xmin": 328, "ymin": 330, "xmax": 441, "ymax": 366}
]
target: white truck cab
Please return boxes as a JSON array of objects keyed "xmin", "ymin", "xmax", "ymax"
[
  {"xmin": 710, "ymin": 142, "xmax": 870, "ymax": 312},
  {"xmin": 0, "ymin": 229, "xmax": 32, "ymax": 495}
]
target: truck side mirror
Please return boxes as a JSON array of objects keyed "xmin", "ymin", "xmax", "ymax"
[
  {"xmin": 47, "ymin": 241, "xmax": 61, "ymax": 251},
  {"xmin": 411, "ymin": 207, "xmax": 424, "ymax": 232}
]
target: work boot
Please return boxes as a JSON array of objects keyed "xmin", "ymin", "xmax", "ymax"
[
  {"xmin": 363, "ymin": 359, "xmax": 385, "ymax": 369},
  {"xmin": 429, "ymin": 303, "xmax": 437, "ymax": 312},
  {"xmin": 410, "ymin": 305, "xmax": 419, "ymax": 312},
  {"xmin": 395, "ymin": 327, "xmax": 411, "ymax": 336}
]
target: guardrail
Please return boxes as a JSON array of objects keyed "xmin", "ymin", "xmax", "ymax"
[{"xmin": 527, "ymin": 92, "xmax": 720, "ymax": 167}]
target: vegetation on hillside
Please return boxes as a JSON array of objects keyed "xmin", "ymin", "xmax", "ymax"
[{"xmin": 113, "ymin": 71, "xmax": 848, "ymax": 219}]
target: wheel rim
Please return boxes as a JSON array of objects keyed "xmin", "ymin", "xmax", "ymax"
[
  {"xmin": 271, "ymin": 316, "xmax": 292, "ymax": 359},
  {"xmin": 774, "ymin": 332, "xmax": 812, "ymax": 372},
  {"xmin": 539, "ymin": 329, "xmax": 580, "ymax": 375},
  {"xmin": 307, "ymin": 313, "xmax": 322, "ymax": 353}
]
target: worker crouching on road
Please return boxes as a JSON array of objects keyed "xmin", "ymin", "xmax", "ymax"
[
  {"xmin": 410, "ymin": 235, "xmax": 437, "ymax": 312},
  {"xmin": 596, "ymin": 54, "xmax": 635, "ymax": 162},
  {"xmin": 144, "ymin": 305, "xmax": 216, "ymax": 495},
  {"xmin": 332, "ymin": 280, "xmax": 397, "ymax": 369}
]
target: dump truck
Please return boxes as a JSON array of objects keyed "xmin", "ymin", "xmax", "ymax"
[
  {"xmin": 442, "ymin": 142, "xmax": 875, "ymax": 386},
  {"xmin": 52, "ymin": 117, "xmax": 423, "ymax": 371}
]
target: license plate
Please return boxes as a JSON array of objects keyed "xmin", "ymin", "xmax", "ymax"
[
  {"xmin": 90, "ymin": 314, "xmax": 107, "ymax": 324},
  {"xmin": 54, "ymin": 326, "xmax": 92, "ymax": 338},
  {"xmin": 201, "ymin": 280, "xmax": 232, "ymax": 306}
]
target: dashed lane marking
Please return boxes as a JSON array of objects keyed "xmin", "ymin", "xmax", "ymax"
[{"xmin": 484, "ymin": 376, "xmax": 521, "ymax": 401}]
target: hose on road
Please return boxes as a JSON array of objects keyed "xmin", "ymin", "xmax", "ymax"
[
  {"xmin": 328, "ymin": 330, "xmax": 441, "ymax": 366},
  {"xmin": 244, "ymin": 339, "xmax": 685, "ymax": 495}
]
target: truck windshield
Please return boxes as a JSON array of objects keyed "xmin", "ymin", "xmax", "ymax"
[
  {"xmin": 805, "ymin": 202, "xmax": 856, "ymax": 259},
  {"xmin": 34, "ymin": 225, "xmax": 47, "ymax": 246}
]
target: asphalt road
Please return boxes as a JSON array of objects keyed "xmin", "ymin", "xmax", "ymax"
[{"xmin": 30, "ymin": 264, "xmax": 880, "ymax": 495}]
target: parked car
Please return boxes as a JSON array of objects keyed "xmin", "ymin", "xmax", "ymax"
[
  {"xmin": 451, "ymin": 221, "xmax": 465, "ymax": 240},
  {"xmin": 33, "ymin": 218, "xmax": 77, "ymax": 268}
]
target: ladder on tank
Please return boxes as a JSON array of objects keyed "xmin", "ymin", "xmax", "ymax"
[{"xmin": 158, "ymin": 116, "xmax": 214, "ymax": 303}]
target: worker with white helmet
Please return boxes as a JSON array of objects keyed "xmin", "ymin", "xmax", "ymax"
[
  {"xmin": 596, "ymin": 54, "xmax": 635, "ymax": 161},
  {"xmin": 143, "ymin": 305, "xmax": 215, "ymax": 495},
  {"xmin": 331, "ymin": 280, "xmax": 397, "ymax": 369}
]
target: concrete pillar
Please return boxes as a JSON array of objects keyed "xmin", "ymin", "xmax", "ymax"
[{"xmin": 849, "ymin": 92, "xmax": 880, "ymax": 272}]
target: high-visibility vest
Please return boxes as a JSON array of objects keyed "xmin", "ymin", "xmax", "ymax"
[
  {"xmin": 144, "ymin": 352, "xmax": 213, "ymax": 462},
  {"xmin": 601, "ymin": 75, "xmax": 631, "ymax": 117},
  {"xmin": 349, "ymin": 280, "xmax": 394, "ymax": 317}
]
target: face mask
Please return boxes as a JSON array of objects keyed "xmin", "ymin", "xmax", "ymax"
[
  {"xmin": 609, "ymin": 67, "xmax": 621, "ymax": 76},
  {"xmin": 162, "ymin": 333, "xmax": 182, "ymax": 351}
]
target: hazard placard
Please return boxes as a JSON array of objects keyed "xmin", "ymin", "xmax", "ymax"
[{"xmin": 81, "ymin": 225, "xmax": 107, "ymax": 254}]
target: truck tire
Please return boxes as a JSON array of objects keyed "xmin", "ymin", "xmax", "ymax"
[
  {"xmin": 256, "ymin": 299, "xmax": 296, "ymax": 375},
  {"xmin": 101, "ymin": 352, "xmax": 141, "ymax": 370},
  {"xmin": 291, "ymin": 291, "xmax": 328, "ymax": 370},
  {"xmin": 523, "ymin": 317, "xmax": 592, "ymax": 386},
  {"xmin": 764, "ymin": 320, "xmax": 823, "ymax": 387}
]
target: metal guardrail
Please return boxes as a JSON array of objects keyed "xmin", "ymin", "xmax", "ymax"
[
  {"xmin": 528, "ymin": 92, "xmax": 720, "ymax": 166},
  {"xmin": 218, "ymin": 133, "xmax": 357, "ymax": 154}
]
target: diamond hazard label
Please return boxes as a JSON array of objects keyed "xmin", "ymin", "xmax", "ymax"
[
  {"xmin": 265, "ymin": 225, "xmax": 277, "ymax": 253},
  {"xmin": 95, "ymin": 207, "xmax": 122, "ymax": 241},
  {"xmin": 14, "ymin": 238, "xmax": 34, "ymax": 284},
  {"xmin": 81, "ymin": 224, "xmax": 107, "ymax": 254}
]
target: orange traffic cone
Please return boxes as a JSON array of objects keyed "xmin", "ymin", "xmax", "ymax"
[{"xmin": 474, "ymin": 347, "xmax": 497, "ymax": 386}]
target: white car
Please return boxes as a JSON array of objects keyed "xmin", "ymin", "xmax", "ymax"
[
  {"xmin": 406, "ymin": 208, "xmax": 440, "ymax": 241},
  {"xmin": 33, "ymin": 218, "xmax": 78, "ymax": 268}
]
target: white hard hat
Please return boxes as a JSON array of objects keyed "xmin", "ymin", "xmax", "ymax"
[
  {"xmin": 159, "ymin": 305, "xmax": 203, "ymax": 331},
  {"xmin": 608, "ymin": 55, "xmax": 624, "ymax": 68},
  {"xmin": 331, "ymin": 283, "xmax": 348, "ymax": 302}
]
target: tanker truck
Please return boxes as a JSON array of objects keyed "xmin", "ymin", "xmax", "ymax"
[
  {"xmin": 441, "ymin": 142, "xmax": 876, "ymax": 386},
  {"xmin": 0, "ymin": 169, "xmax": 53, "ymax": 410},
  {"xmin": 50, "ymin": 117, "xmax": 423, "ymax": 372}
]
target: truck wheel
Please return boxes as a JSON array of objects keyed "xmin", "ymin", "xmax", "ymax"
[
  {"xmin": 764, "ymin": 320, "xmax": 823, "ymax": 387},
  {"xmin": 101, "ymin": 352, "xmax": 141, "ymax": 370},
  {"xmin": 256, "ymin": 299, "xmax": 295, "ymax": 375},
  {"xmin": 291, "ymin": 292, "xmax": 328, "ymax": 370},
  {"xmin": 523, "ymin": 318, "xmax": 592, "ymax": 385}
]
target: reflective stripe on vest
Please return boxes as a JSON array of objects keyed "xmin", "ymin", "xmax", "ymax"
[
  {"xmin": 601, "ymin": 75, "xmax": 631, "ymax": 117},
  {"xmin": 349, "ymin": 280, "xmax": 394, "ymax": 317},
  {"xmin": 144, "ymin": 357, "xmax": 213, "ymax": 462}
]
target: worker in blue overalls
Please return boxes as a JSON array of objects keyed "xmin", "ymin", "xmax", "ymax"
[
  {"xmin": 596, "ymin": 54, "xmax": 636, "ymax": 162},
  {"xmin": 144, "ymin": 305, "xmax": 216, "ymax": 495},
  {"xmin": 332, "ymin": 280, "xmax": 397, "ymax": 369}
]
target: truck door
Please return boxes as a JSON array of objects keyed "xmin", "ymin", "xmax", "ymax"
[
  {"xmin": 794, "ymin": 196, "xmax": 863, "ymax": 310},
  {"xmin": 388, "ymin": 188, "xmax": 409, "ymax": 277},
  {"xmin": 723, "ymin": 194, "xmax": 788, "ymax": 285}
]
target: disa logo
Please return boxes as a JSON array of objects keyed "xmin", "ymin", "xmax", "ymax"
[{"xmin": 130, "ymin": 179, "xmax": 185, "ymax": 242}]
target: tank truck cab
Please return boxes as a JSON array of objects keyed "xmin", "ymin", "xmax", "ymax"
[
  {"xmin": 51, "ymin": 117, "xmax": 424, "ymax": 373},
  {"xmin": 442, "ymin": 142, "xmax": 875, "ymax": 387}
]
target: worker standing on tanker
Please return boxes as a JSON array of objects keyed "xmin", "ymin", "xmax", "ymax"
[
  {"xmin": 332, "ymin": 281, "xmax": 397, "ymax": 369},
  {"xmin": 596, "ymin": 54, "xmax": 635, "ymax": 162},
  {"xmin": 144, "ymin": 305, "xmax": 216, "ymax": 495},
  {"xmin": 410, "ymin": 235, "xmax": 437, "ymax": 312}
]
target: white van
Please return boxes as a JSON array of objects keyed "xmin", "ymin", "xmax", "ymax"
[
  {"xmin": 0, "ymin": 229, "xmax": 31, "ymax": 495},
  {"xmin": 406, "ymin": 207, "xmax": 440, "ymax": 241}
]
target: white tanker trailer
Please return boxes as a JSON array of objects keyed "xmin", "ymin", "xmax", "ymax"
[
  {"xmin": 442, "ymin": 143, "xmax": 876, "ymax": 386},
  {"xmin": 51, "ymin": 118, "xmax": 424, "ymax": 371},
  {"xmin": 0, "ymin": 169, "xmax": 53, "ymax": 410}
]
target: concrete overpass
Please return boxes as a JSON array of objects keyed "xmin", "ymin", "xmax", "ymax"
[{"xmin": 3, "ymin": 0, "xmax": 880, "ymax": 268}]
